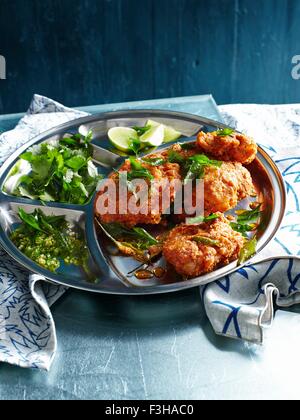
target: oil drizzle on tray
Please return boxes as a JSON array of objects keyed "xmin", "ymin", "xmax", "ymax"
[
  {"xmin": 135, "ymin": 269, "xmax": 154, "ymax": 280},
  {"xmin": 133, "ymin": 266, "xmax": 167, "ymax": 281}
]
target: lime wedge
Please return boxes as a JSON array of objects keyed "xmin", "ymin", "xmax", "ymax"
[
  {"xmin": 140, "ymin": 124, "xmax": 165, "ymax": 147},
  {"xmin": 146, "ymin": 119, "xmax": 182, "ymax": 143},
  {"xmin": 108, "ymin": 127, "xmax": 139, "ymax": 152}
]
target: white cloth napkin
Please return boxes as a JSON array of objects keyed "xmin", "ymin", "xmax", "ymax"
[
  {"xmin": 0, "ymin": 95, "xmax": 87, "ymax": 370},
  {"xmin": 202, "ymin": 104, "xmax": 300, "ymax": 343}
]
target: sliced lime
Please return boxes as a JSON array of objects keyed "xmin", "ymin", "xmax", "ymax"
[
  {"xmin": 139, "ymin": 124, "xmax": 165, "ymax": 147},
  {"xmin": 146, "ymin": 119, "xmax": 182, "ymax": 143},
  {"xmin": 108, "ymin": 127, "xmax": 139, "ymax": 152}
]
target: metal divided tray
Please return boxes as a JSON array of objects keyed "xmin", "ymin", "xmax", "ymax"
[{"xmin": 0, "ymin": 110, "xmax": 286, "ymax": 295}]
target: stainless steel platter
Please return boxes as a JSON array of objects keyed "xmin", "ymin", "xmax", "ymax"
[{"xmin": 0, "ymin": 110, "xmax": 286, "ymax": 295}]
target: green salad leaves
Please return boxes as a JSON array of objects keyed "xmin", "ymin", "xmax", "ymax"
[{"xmin": 7, "ymin": 131, "xmax": 102, "ymax": 204}]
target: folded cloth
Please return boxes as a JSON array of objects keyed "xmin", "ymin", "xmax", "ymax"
[
  {"xmin": 202, "ymin": 104, "xmax": 300, "ymax": 343},
  {"xmin": 0, "ymin": 95, "xmax": 88, "ymax": 370}
]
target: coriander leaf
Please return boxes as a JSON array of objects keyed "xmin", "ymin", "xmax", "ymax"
[
  {"xmin": 184, "ymin": 161, "xmax": 205, "ymax": 184},
  {"xmin": 167, "ymin": 150, "xmax": 185, "ymax": 164},
  {"xmin": 12, "ymin": 130, "xmax": 101, "ymax": 205},
  {"xmin": 187, "ymin": 213, "xmax": 219, "ymax": 225},
  {"xmin": 183, "ymin": 154, "xmax": 222, "ymax": 183},
  {"xmin": 129, "ymin": 156, "xmax": 143, "ymax": 170},
  {"xmin": 216, "ymin": 128, "xmax": 235, "ymax": 136},
  {"xmin": 127, "ymin": 157, "xmax": 153, "ymax": 180},
  {"xmin": 128, "ymin": 137, "xmax": 141, "ymax": 155},
  {"xmin": 189, "ymin": 154, "xmax": 222, "ymax": 167},
  {"xmin": 59, "ymin": 137, "xmax": 79, "ymax": 147},
  {"xmin": 65, "ymin": 155, "xmax": 87, "ymax": 171},
  {"xmin": 238, "ymin": 237, "xmax": 257, "ymax": 264},
  {"xmin": 193, "ymin": 236, "xmax": 220, "ymax": 246}
]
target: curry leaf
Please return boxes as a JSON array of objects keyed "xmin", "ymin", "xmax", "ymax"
[
  {"xmin": 187, "ymin": 213, "xmax": 220, "ymax": 225},
  {"xmin": 102, "ymin": 223, "xmax": 159, "ymax": 250},
  {"xmin": 18, "ymin": 208, "xmax": 43, "ymax": 232},
  {"xmin": 238, "ymin": 237, "xmax": 257, "ymax": 264},
  {"xmin": 193, "ymin": 236, "xmax": 220, "ymax": 246},
  {"xmin": 236, "ymin": 204, "xmax": 262, "ymax": 224}
]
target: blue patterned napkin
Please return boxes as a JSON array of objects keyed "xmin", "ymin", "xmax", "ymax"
[
  {"xmin": 0, "ymin": 95, "xmax": 87, "ymax": 370},
  {"xmin": 202, "ymin": 104, "xmax": 300, "ymax": 343}
]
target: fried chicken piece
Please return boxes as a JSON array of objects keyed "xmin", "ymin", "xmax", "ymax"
[
  {"xmin": 163, "ymin": 214, "xmax": 244, "ymax": 277},
  {"xmin": 203, "ymin": 161, "xmax": 254, "ymax": 214},
  {"xmin": 95, "ymin": 152, "xmax": 182, "ymax": 227},
  {"xmin": 95, "ymin": 140, "xmax": 255, "ymax": 228},
  {"xmin": 197, "ymin": 130, "xmax": 257, "ymax": 164},
  {"xmin": 173, "ymin": 161, "xmax": 254, "ymax": 222}
]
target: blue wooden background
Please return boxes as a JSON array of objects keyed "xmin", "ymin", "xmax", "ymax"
[{"xmin": 0, "ymin": 0, "xmax": 300, "ymax": 114}]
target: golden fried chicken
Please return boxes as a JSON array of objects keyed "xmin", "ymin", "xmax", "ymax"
[
  {"xmin": 95, "ymin": 143, "xmax": 255, "ymax": 228},
  {"xmin": 203, "ymin": 162, "xmax": 254, "ymax": 214},
  {"xmin": 95, "ymin": 152, "xmax": 182, "ymax": 227},
  {"xmin": 163, "ymin": 214, "xmax": 244, "ymax": 277},
  {"xmin": 197, "ymin": 130, "xmax": 257, "ymax": 164}
]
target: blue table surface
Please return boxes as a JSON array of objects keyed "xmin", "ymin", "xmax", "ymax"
[{"xmin": 1, "ymin": 95, "xmax": 300, "ymax": 401}]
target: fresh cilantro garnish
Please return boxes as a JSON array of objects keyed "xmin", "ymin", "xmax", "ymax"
[
  {"xmin": 167, "ymin": 150, "xmax": 186, "ymax": 164},
  {"xmin": 167, "ymin": 150, "xmax": 222, "ymax": 183},
  {"xmin": 184, "ymin": 154, "xmax": 222, "ymax": 183},
  {"xmin": 11, "ymin": 131, "xmax": 102, "ymax": 204},
  {"xmin": 128, "ymin": 137, "xmax": 142, "ymax": 156},
  {"xmin": 126, "ymin": 157, "xmax": 154, "ymax": 181},
  {"xmin": 216, "ymin": 128, "xmax": 235, "ymax": 136}
]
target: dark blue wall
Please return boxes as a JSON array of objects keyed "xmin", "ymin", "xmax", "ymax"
[{"xmin": 1, "ymin": 0, "xmax": 300, "ymax": 114}]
